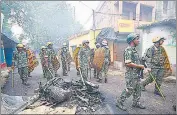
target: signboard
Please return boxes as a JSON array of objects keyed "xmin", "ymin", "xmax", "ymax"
[{"xmin": 118, "ymin": 19, "xmax": 134, "ymax": 32}]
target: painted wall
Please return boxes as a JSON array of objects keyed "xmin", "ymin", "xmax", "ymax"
[
  {"xmin": 141, "ymin": 25, "xmax": 176, "ymax": 64},
  {"xmin": 69, "ymin": 30, "xmax": 101, "ymax": 58}
]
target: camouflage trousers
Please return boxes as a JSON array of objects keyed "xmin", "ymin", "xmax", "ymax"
[
  {"xmin": 45, "ymin": 67, "xmax": 55, "ymax": 81},
  {"xmin": 18, "ymin": 67, "xmax": 28, "ymax": 84},
  {"xmin": 80, "ymin": 66, "xmax": 89, "ymax": 81},
  {"xmin": 117, "ymin": 78, "xmax": 141, "ymax": 104},
  {"xmin": 68, "ymin": 62, "xmax": 71, "ymax": 71},
  {"xmin": 94, "ymin": 68, "xmax": 99, "ymax": 78},
  {"xmin": 142, "ymin": 68, "xmax": 164, "ymax": 92},
  {"xmin": 98, "ymin": 60, "xmax": 109, "ymax": 80},
  {"xmin": 62, "ymin": 60, "xmax": 68, "ymax": 75},
  {"xmin": 41, "ymin": 65, "xmax": 47, "ymax": 78}
]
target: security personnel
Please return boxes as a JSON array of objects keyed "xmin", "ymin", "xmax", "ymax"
[
  {"xmin": 12, "ymin": 44, "xmax": 29, "ymax": 86},
  {"xmin": 46, "ymin": 42, "xmax": 55, "ymax": 80},
  {"xmin": 116, "ymin": 33, "xmax": 145, "ymax": 111},
  {"xmin": 61, "ymin": 43, "xmax": 68, "ymax": 76},
  {"xmin": 141, "ymin": 36, "xmax": 166, "ymax": 96},
  {"xmin": 97, "ymin": 40, "xmax": 111, "ymax": 83},
  {"xmin": 39, "ymin": 46, "xmax": 47, "ymax": 78},
  {"xmin": 78, "ymin": 40, "xmax": 91, "ymax": 82}
]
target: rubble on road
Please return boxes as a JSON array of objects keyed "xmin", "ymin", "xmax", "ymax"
[
  {"xmin": 17, "ymin": 77, "xmax": 105, "ymax": 114},
  {"xmin": 163, "ymin": 76, "xmax": 176, "ymax": 83}
]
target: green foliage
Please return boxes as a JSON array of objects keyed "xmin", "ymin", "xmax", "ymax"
[{"xmin": 1, "ymin": 1, "xmax": 83, "ymax": 50}]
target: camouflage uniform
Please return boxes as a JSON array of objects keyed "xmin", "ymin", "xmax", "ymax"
[
  {"xmin": 78, "ymin": 46, "xmax": 91, "ymax": 81},
  {"xmin": 12, "ymin": 50, "xmax": 28, "ymax": 84},
  {"xmin": 98, "ymin": 46, "xmax": 111, "ymax": 82},
  {"xmin": 116, "ymin": 46, "xmax": 145, "ymax": 110},
  {"xmin": 45, "ymin": 48, "xmax": 55, "ymax": 80},
  {"xmin": 141, "ymin": 45, "xmax": 166, "ymax": 94},
  {"xmin": 39, "ymin": 49, "xmax": 47, "ymax": 78},
  {"xmin": 61, "ymin": 47, "xmax": 68, "ymax": 76},
  {"xmin": 67, "ymin": 50, "xmax": 72, "ymax": 71}
]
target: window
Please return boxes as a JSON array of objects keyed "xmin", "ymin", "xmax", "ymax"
[{"xmin": 163, "ymin": 1, "xmax": 168, "ymax": 14}]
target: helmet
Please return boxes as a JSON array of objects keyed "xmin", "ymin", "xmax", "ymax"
[
  {"xmin": 41, "ymin": 46, "xmax": 46, "ymax": 49},
  {"xmin": 47, "ymin": 42, "xmax": 53, "ymax": 46},
  {"xmin": 63, "ymin": 43, "xmax": 67, "ymax": 47},
  {"xmin": 78, "ymin": 44, "xmax": 82, "ymax": 47},
  {"xmin": 152, "ymin": 36, "xmax": 165, "ymax": 43},
  {"xmin": 16, "ymin": 44, "xmax": 24, "ymax": 48},
  {"xmin": 102, "ymin": 39, "xmax": 108, "ymax": 46},
  {"xmin": 82, "ymin": 40, "xmax": 89, "ymax": 45},
  {"xmin": 126, "ymin": 33, "xmax": 139, "ymax": 44},
  {"xmin": 96, "ymin": 43, "xmax": 101, "ymax": 47}
]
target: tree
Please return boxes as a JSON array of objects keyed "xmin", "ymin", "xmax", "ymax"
[{"xmin": 1, "ymin": 1, "xmax": 83, "ymax": 50}]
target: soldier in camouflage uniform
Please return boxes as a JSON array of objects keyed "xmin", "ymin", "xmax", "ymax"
[
  {"xmin": 141, "ymin": 36, "xmax": 166, "ymax": 96},
  {"xmin": 12, "ymin": 44, "xmax": 29, "ymax": 86},
  {"xmin": 78, "ymin": 40, "xmax": 91, "ymax": 81},
  {"xmin": 97, "ymin": 40, "xmax": 111, "ymax": 83},
  {"xmin": 45, "ymin": 42, "xmax": 55, "ymax": 80},
  {"xmin": 116, "ymin": 33, "xmax": 145, "ymax": 111},
  {"xmin": 61, "ymin": 43, "xmax": 68, "ymax": 76},
  {"xmin": 67, "ymin": 47, "xmax": 72, "ymax": 72},
  {"xmin": 39, "ymin": 46, "xmax": 47, "ymax": 78}
]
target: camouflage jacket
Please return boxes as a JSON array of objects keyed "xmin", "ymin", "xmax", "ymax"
[
  {"xmin": 78, "ymin": 46, "xmax": 91, "ymax": 67},
  {"xmin": 61, "ymin": 47, "xmax": 68, "ymax": 62},
  {"xmin": 143, "ymin": 45, "xmax": 166, "ymax": 69},
  {"xmin": 103, "ymin": 46, "xmax": 111, "ymax": 63},
  {"xmin": 46, "ymin": 48, "xmax": 56, "ymax": 63},
  {"xmin": 39, "ymin": 50, "xmax": 48, "ymax": 66},
  {"xmin": 12, "ymin": 50, "xmax": 28, "ymax": 68},
  {"xmin": 124, "ymin": 46, "xmax": 141, "ymax": 79}
]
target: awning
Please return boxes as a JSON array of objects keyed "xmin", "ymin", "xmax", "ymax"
[
  {"xmin": 1, "ymin": 33, "xmax": 18, "ymax": 48},
  {"xmin": 137, "ymin": 18, "xmax": 176, "ymax": 29}
]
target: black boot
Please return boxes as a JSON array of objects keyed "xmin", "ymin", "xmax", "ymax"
[
  {"xmin": 173, "ymin": 105, "xmax": 176, "ymax": 111},
  {"xmin": 132, "ymin": 102, "xmax": 146, "ymax": 109},
  {"xmin": 154, "ymin": 91, "xmax": 165, "ymax": 97},
  {"xmin": 116, "ymin": 100, "xmax": 127, "ymax": 111},
  {"xmin": 105, "ymin": 78, "xmax": 107, "ymax": 83},
  {"xmin": 97, "ymin": 79, "xmax": 102, "ymax": 83}
]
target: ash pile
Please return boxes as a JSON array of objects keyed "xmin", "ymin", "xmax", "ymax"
[{"xmin": 37, "ymin": 77, "xmax": 105, "ymax": 113}]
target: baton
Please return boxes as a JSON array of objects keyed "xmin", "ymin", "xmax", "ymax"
[
  {"xmin": 11, "ymin": 68, "xmax": 14, "ymax": 88},
  {"xmin": 148, "ymin": 71, "xmax": 166, "ymax": 100},
  {"xmin": 78, "ymin": 68, "xmax": 86, "ymax": 86}
]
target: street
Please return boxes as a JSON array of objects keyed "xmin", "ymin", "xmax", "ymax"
[{"xmin": 2, "ymin": 58, "xmax": 176, "ymax": 114}]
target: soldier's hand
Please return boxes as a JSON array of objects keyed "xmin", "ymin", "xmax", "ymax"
[
  {"xmin": 139, "ymin": 65, "xmax": 145, "ymax": 69},
  {"xmin": 145, "ymin": 68, "xmax": 151, "ymax": 72},
  {"xmin": 11, "ymin": 66, "xmax": 15, "ymax": 70}
]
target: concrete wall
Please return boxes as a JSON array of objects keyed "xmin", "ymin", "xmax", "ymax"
[
  {"xmin": 68, "ymin": 30, "xmax": 101, "ymax": 58},
  {"xmin": 156, "ymin": 1, "xmax": 176, "ymax": 21},
  {"xmin": 141, "ymin": 25, "xmax": 176, "ymax": 65},
  {"xmin": 95, "ymin": 1, "xmax": 156, "ymax": 32}
]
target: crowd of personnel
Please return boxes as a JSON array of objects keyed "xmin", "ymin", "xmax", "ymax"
[{"xmin": 11, "ymin": 32, "xmax": 175, "ymax": 111}]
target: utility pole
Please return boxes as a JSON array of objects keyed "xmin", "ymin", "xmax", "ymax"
[{"xmin": 92, "ymin": 10, "xmax": 96, "ymax": 43}]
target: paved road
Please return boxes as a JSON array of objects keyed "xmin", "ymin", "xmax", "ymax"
[{"xmin": 2, "ymin": 60, "xmax": 176, "ymax": 114}]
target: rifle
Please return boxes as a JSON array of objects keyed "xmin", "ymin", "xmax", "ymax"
[
  {"xmin": 138, "ymin": 57, "xmax": 147, "ymax": 79},
  {"xmin": 11, "ymin": 68, "xmax": 14, "ymax": 88},
  {"xmin": 78, "ymin": 68, "xmax": 86, "ymax": 86}
]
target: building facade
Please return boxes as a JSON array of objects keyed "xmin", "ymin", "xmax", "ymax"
[
  {"xmin": 92, "ymin": 1, "xmax": 156, "ymax": 64},
  {"xmin": 94, "ymin": 1, "xmax": 156, "ymax": 32},
  {"xmin": 155, "ymin": 1, "xmax": 176, "ymax": 21}
]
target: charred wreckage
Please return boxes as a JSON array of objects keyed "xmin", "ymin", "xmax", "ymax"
[{"xmin": 14, "ymin": 77, "xmax": 105, "ymax": 114}]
